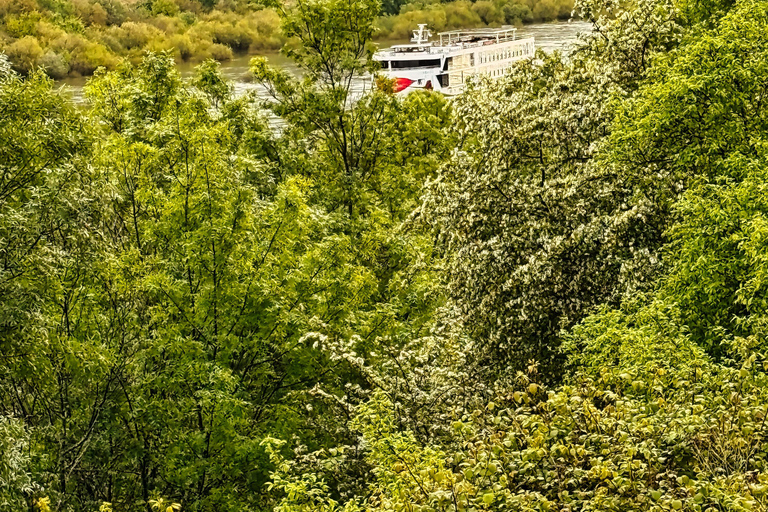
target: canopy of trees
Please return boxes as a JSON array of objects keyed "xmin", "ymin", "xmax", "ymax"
[{"xmin": 2, "ymin": 0, "xmax": 768, "ymax": 509}]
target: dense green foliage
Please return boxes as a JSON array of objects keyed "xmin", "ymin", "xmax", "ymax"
[
  {"xmin": 375, "ymin": 0, "xmax": 573, "ymax": 39},
  {"xmin": 423, "ymin": 0, "xmax": 681, "ymax": 374},
  {"xmin": 4, "ymin": 0, "xmax": 768, "ymax": 509},
  {"xmin": 0, "ymin": 0, "xmax": 454, "ymax": 506},
  {"xmin": 0, "ymin": 0, "xmax": 284, "ymax": 77}
]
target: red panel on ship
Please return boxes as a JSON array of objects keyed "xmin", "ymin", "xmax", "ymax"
[{"xmin": 392, "ymin": 77, "xmax": 414, "ymax": 92}]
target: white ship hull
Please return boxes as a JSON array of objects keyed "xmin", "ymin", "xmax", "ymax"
[{"xmin": 374, "ymin": 26, "xmax": 535, "ymax": 95}]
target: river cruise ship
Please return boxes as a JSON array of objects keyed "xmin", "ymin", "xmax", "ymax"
[{"xmin": 374, "ymin": 24, "xmax": 535, "ymax": 94}]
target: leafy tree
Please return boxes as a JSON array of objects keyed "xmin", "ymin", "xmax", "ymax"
[
  {"xmin": 75, "ymin": 51, "xmax": 384, "ymax": 510},
  {"xmin": 246, "ymin": 0, "xmax": 458, "ymax": 504},
  {"xmin": 0, "ymin": 56, "xmax": 109, "ymax": 512},
  {"xmin": 423, "ymin": 0, "xmax": 682, "ymax": 376},
  {"xmin": 251, "ymin": 0, "xmax": 455, "ymax": 363},
  {"xmin": 0, "ymin": 7, "xmax": 453, "ymax": 502},
  {"xmin": 191, "ymin": 59, "xmax": 231, "ymax": 108},
  {"xmin": 379, "ymin": 0, "xmax": 407, "ymax": 15},
  {"xmin": 0, "ymin": 416, "xmax": 36, "ymax": 511},
  {"xmin": 605, "ymin": 0, "xmax": 768, "ymax": 358},
  {"xmin": 252, "ymin": 0, "xmax": 388, "ymax": 218}
]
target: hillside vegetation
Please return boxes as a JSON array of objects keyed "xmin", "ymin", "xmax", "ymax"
[
  {"xmin": 0, "ymin": 0, "xmax": 573, "ymax": 78},
  {"xmin": 0, "ymin": 0, "xmax": 283, "ymax": 77},
  {"xmin": 3, "ymin": 0, "xmax": 768, "ymax": 509},
  {"xmin": 375, "ymin": 0, "xmax": 573, "ymax": 40}
]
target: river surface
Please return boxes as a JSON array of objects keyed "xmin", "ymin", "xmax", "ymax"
[{"xmin": 55, "ymin": 20, "xmax": 592, "ymax": 103}]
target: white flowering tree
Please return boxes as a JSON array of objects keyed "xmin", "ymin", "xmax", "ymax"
[{"xmin": 423, "ymin": 0, "xmax": 683, "ymax": 375}]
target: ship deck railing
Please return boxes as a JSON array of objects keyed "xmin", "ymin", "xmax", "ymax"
[
  {"xmin": 437, "ymin": 26, "xmax": 518, "ymax": 46},
  {"xmin": 374, "ymin": 36, "xmax": 534, "ymax": 60}
]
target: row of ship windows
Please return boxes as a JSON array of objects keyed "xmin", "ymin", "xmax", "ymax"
[
  {"xmin": 452, "ymin": 66, "xmax": 512, "ymax": 85},
  {"xmin": 483, "ymin": 67, "xmax": 511, "ymax": 77},
  {"xmin": 478, "ymin": 46, "xmax": 530, "ymax": 64}
]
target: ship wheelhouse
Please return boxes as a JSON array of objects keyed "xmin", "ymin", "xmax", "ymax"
[{"xmin": 373, "ymin": 25, "xmax": 535, "ymax": 95}]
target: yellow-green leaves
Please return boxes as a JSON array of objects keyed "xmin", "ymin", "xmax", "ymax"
[{"xmin": 149, "ymin": 498, "xmax": 181, "ymax": 512}]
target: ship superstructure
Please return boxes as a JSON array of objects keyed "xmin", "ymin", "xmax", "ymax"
[{"xmin": 374, "ymin": 24, "xmax": 535, "ymax": 94}]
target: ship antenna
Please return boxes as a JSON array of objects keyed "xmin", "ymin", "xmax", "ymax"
[{"xmin": 411, "ymin": 24, "xmax": 432, "ymax": 45}]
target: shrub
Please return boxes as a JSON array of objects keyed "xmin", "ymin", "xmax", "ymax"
[
  {"xmin": 501, "ymin": 1, "xmax": 532, "ymax": 24},
  {"xmin": 35, "ymin": 20, "xmax": 67, "ymax": 42},
  {"xmin": 210, "ymin": 20, "xmax": 251, "ymax": 51},
  {"xmin": 208, "ymin": 42, "xmax": 232, "ymax": 61},
  {"xmin": 48, "ymin": 32, "xmax": 86, "ymax": 57},
  {"xmin": 215, "ymin": 0, "xmax": 245, "ymax": 13},
  {"xmin": 248, "ymin": 32, "xmax": 282, "ymax": 51},
  {"xmin": 472, "ymin": 1, "xmax": 504, "ymax": 24},
  {"xmin": 443, "ymin": 1, "xmax": 483, "ymax": 29},
  {"xmin": 169, "ymin": 33, "xmax": 193, "ymax": 60},
  {"xmin": 35, "ymin": 0, "xmax": 73, "ymax": 16},
  {"xmin": 97, "ymin": 0, "xmax": 128, "ymax": 25},
  {"xmin": 251, "ymin": 7, "xmax": 280, "ymax": 33},
  {"xmin": 152, "ymin": 0, "xmax": 180, "ymax": 16},
  {"xmin": 4, "ymin": 12, "xmax": 42, "ymax": 38},
  {"xmin": 389, "ymin": 9, "xmax": 448, "ymax": 38},
  {"xmin": 110, "ymin": 21, "xmax": 162, "ymax": 49},
  {"xmin": 69, "ymin": 40, "xmax": 118, "ymax": 74},
  {"xmin": 148, "ymin": 14, "xmax": 185, "ymax": 33},
  {"xmin": 5, "ymin": 35, "xmax": 43, "ymax": 74},
  {"xmin": 93, "ymin": 31, "xmax": 125, "ymax": 53},
  {"xmin": 0, "ymin": 0, "xmax": 39, "ymax": 17},
  {"xmin": 531, "ymin": 0, "xmax": 573, "ymax": 20},
  {"xmin": 175, "ymin": 0, "xmax": 203, "ymax": 14},
  {"xmin": 88, "ymin": 2, "xmax": 109, "ymax": 26},
  {"xmin": 246, "ymin": 9, "xmax": 282, "ymax": 49},
  {"xmin": 178, "ymin": 10, "xmax": 197, "ymax": 24},
  {"xmin": 38, "ymin": 50, "xmax": 69, "ymax": 77},
  {"xmin": 144, "ymin": 35, "xmax": 178, "ymax": 57},
  {"xmin": 50, "ymin": 13, "xmax": 85, "ymax": 33},
  {"xmin": 185, "ymin": 20, "xmax": 215, "ymax": 45},
  {"xmin": 374, "ymin": 15, "xmax": 395, "ymax": 38}
]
